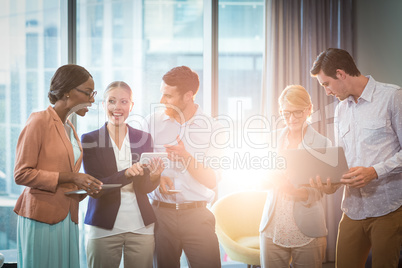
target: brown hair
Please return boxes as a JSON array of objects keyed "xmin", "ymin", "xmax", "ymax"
[
  {"xmin": 162, "ymin": 66, "xmax": 199, "ymax": 96},
  {"xmin": 310, "ymin": 48, "xmax": 360, "ymax": 79},
  {"xmin": 103, "ymin": 81, "xmax": 133, "ymax": 102}
]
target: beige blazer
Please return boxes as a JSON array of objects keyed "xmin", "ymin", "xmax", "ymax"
[{"xmin": 14, "ymin": 106, "xmax": 83, "ymax": 224}]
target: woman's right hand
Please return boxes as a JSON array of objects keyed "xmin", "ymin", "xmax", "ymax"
[
  {"xmin": 124, "ymin": 162, "xmax": 144, "ymax": 178},
  {"xmin": 310, "ymin": 176, "xmax": 341, "ymax": 194},
  {"xmin": 72, "ymin": 173, "xmax": 103, "ymax": 195},
  {"xmin": 278, "ymin": 179, "xmax": 308, "ymax": 201}
]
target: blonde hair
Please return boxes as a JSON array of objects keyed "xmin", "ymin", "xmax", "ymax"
[
  {"xmin": 278, "ymin": 85, "xmax": 313, "ymax": 113},
  {"xmin": 103, "ymin": 81, "xmax": 133, "ymax": 102}
]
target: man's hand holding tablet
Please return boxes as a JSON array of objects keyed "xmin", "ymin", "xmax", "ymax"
[
  {"xmin": 158, "ymin": 176, "xmax": 182, "ymax": 195},
  {"xmin": 310, "ymin": 165, "xmax": 378, "ymax": 194}
]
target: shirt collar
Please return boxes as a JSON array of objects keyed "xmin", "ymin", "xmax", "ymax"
[{"xmin": 347, "ymin": 75, "xmax": 375, "ymax": 104}]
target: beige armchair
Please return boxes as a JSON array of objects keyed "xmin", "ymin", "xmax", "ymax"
[{"xmin": 211, "ymin": 190, "xmax": 268, "ymax": 268}]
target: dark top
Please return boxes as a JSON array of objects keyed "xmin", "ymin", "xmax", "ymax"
[{"xmin": 81, "ymin": 123, "xmax": 158, "ymax": 230}]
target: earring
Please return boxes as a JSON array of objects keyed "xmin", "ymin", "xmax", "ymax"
[{"xmin": 66, "ymin": 95, "xmax": 70, "ymax": 98}]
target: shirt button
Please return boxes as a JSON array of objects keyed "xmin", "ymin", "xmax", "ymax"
[{"xmin": 360, "ymin": 190, "xmax": 368, "ymax": 197}]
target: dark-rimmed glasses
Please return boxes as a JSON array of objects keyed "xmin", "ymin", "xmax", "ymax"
[
  {"xmin": 74, "ymin": 88, "xmax": 97, "ymax": 98},
  {"xmin": 281, "ymin": 109, "xmax": 306, "ymax": 119}
]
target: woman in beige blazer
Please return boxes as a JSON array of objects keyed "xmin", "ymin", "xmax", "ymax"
[
  {"xmin": 13, "ymin": 64, "xmax": 103, "ymax": 268},
  {"xmin": 259, "ymin": 85, "xmax": 331, "ymax": 268}
]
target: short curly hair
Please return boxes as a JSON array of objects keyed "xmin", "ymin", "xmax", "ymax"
[{"xmin": 162, "ymin": 66, "xmax": 199, "ymax": 96}]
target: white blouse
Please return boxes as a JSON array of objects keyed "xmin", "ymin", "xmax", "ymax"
[
  {"xmin": 263, "ymin": 193, "xmax": 313, "ymax": 247},
  {"xmin": 263, "ymin": 134, "xmax": 314, "ymax": 247},
  {"xmin": 88, "ymin": 131, "xmax": 154, "ymax": 239}
]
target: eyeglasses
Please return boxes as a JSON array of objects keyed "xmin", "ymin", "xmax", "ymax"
[
  {"xmin": 74, "ymin": 88, "xmax": 97, "ymax": 98},
  {"xmin": 281, "ymin": 109, "xmax": 306, "ymax": 119}
]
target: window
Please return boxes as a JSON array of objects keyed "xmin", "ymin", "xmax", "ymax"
[
  {"xmin": 0, "ymin": 0, "xmax": 66, "ymax": 252},
  {"xmin": 218, "ymin": 0, "xmax": 266, "ymax": 194},
  {"xmin": 76, "ymin": 0, "xmax": 205, "ymax": 135},
  {"xmin": 218, "ymin": 0, "xmax": 264, "ymax": 119}
]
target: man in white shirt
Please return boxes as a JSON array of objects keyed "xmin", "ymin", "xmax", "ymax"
[
  {"xmin": 143, "ymin": 66, "xmax": 222, "ymax": 268},
  {"xmin": 310, "ymin": 48, "xmax": 402, "ymax": 268}
]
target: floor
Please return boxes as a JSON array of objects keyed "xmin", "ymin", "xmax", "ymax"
[
  {"xmin": 1, "ymin": 248, "xmax": 337, "ymax": 268},
  {"xmin": 221, "ymin": 262, "xmax": 335, "ymax": 268},
  {"xmin": 323, "ymin": 262, "xmax": 335, "ymax": 268}
]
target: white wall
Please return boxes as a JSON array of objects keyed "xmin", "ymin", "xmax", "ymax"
[{"xmin": 354, "ymin": 0, "xmax": 402, "ymax": 87}]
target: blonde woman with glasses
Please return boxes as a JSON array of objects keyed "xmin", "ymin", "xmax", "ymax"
[{"xmin": 259, "ymin": 85, "xmax": 331, "ymax": 268}]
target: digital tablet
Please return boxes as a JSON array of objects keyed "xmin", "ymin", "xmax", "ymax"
[
  {"xmin": 280, "ymin": 146, "xmax": 349, "ymax": 185},
  {"xmin": 139, "ymin": 152, "xmax": 169, "ymax": 165},
  {"xmin": 65, "ymin": 184, "xmax": 122, "ymax": 195},
  {"xmin": 167, "ymin": 189, "xmax": 182, "ymax": 193}
]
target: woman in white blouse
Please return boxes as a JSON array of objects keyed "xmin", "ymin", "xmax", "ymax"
[
  {"xmin": 81, "ymin": 81, "xmax": 164, "ymax": 268},
  {"xmin": 259, "ymin": 85, "xmax": 331, "ymax": 268}
]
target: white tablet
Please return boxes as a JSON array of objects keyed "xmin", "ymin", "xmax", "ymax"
[
  {"xmin": 139, "ymin": 152, "xmax": 169, "ymax": 165},
  {"xmin": 167, "ymin": 189, "xmax": 182, "ymax": 193},
  {"xmin": 280, "ymin": 146, "xmax": 349, "ymax": 185},
  {"xmin": 65, "ymin": 184, "xmax": 122, "ymax": 195}
]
